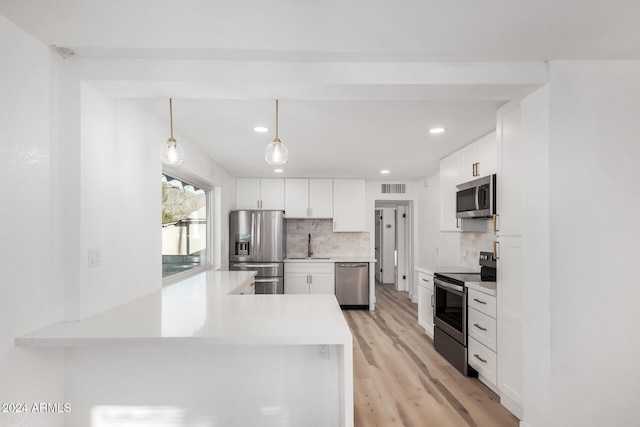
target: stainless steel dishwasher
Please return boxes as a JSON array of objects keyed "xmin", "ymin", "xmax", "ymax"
[{"xmin": 335, "ymin": 263, "xmax": 369, "ymax": 308}]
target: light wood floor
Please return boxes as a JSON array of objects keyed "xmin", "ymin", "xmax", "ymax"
[{"xmin": 342, "ymin": 282, "xmax": 518, "ymax": 427}]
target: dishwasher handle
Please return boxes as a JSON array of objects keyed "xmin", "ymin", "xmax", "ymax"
[{"xmin": 336, "ymin": 263, "xmax": 368, "ymax": 268}]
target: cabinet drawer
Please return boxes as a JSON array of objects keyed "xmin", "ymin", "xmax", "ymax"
[
  {"xmin": 468, "ymin": 307, "xmax": 497, "ymax": 351},
  {"xmin": 468, "ymin": 288, "xmax": 496, "ymax": 318},
  {"xmin": 417, "ymin": 272, "xmax": 433, "ymax": 290},
  {"xmin": 468, "ymin": 337, "xmax": 497, "ymax": 385},
  {"xmin": 285, "ymin": 262, "xmax": 334, "ymax": 274}
]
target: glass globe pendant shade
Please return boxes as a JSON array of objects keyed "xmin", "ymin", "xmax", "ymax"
[
  {"xmin": 265, "ymin": 138, "xmax": 288, "ymax": 165},
  {"xmin": 159, "ymin": 138, "xmax": 185, "ymax": 165}
]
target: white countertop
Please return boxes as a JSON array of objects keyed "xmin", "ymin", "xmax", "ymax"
[
  {"xmin": 415, "ymin": 266, "xmax": 435, "ymax": 275},
  {"xmin": 466, "ymin": 280, "xmax": 497, "ymax": 296},
  {"xmin": 15, "ymin": 270, "xmax": 353, "ymax": 347},
  {"xmin": 284, "ymin": 257, "xmax": 375, "ymax": 263}
]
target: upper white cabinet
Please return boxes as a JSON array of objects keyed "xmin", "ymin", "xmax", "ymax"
[
  {"xmin": 309, "ymin": 179, "xmax": 334, "ymax": 218},
  {"xmin": 236, "ymin": 178, "xmax": 285, "ymax": 210},
  {"xmin": 333, "ymin": 179, "xmax": 366, "ymax": 232},
  {"xmin": 461, "ymin": 143, "xmax": 480, "ymax": 183},
  {"xmin": 284, "ymin": 179, "xmax": 333, "ymax": 219},
  {"xmin": 440, "ymin": 150, "xmax": 464, "ymax": 232},
  {"xmin": 477, "ymin": 132, "xmax": 498, "ymax": 178},
  {"xmin": 461, "ymin": 131, "xmax": 498, "ymax": 182}
]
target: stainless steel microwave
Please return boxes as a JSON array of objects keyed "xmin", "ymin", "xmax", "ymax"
[{"xmin": 456, "ymin": 174, "xmax": 496, "ymax": 218}]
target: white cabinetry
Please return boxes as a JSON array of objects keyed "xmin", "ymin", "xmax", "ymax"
[
  {"xmin": 236, "ymin": 178, "xmax": 285, "ymax": 210},
  {"xmin": 461, "ymin": 131, "xmax": 498, "ymax": 181},
  {"xmin": 284, "ymin": 262, "xmax": 335, "ymax": 294},
  {"xmin": 285, "ymin": 179, "xmax": 333, "ymax": 219},
  {"xmin": 467, "ymin": 287, "xmax": 498, "ymax": 391},
  {"xmin": 416, "ymin": 270, "xmax": 434, "ymax": 338},
  {"xmin": 439, "ymin": 151, "xmax": 463, "ymax": 232},
  {"xmin": 333, "ymin": 179, "xmax": 366, "ymax": 232},
  {"xmin": 477, "ymin": 132, "xmax": 498, "ymax": 178},
  {"xmin": 439, "ymin": 132, "xmax": 497, "ymax": 232},
  {"xmin": 496, "ymin": 102, "xmax": 523, "ymax": 419}
]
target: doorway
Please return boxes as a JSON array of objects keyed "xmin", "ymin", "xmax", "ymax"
[{"xmin": 374, "ymin": 200, "xmax": 413, "ymax": 294}]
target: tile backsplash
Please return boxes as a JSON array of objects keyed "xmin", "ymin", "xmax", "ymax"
[
  {"xmin": 286, "ymin": 219, "xmax": 369, "ymax": 258},
  {"xmin": 460, "ymin": 227, "xmax": 496, "ymax": 269}
]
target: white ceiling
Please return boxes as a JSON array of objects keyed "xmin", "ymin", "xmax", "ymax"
[{"xmin": 2, "ymin": 0, "xmax": 639, "ymax": 179}]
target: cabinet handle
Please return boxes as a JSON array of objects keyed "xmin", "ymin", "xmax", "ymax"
[
  {"xmin": 431, "ymin": 294, "xmax": 434, "ymax": 308},
  {"xmin": 493, "ymin": 241, "xmax": 500, "ymax": 259},
  {"xmin": 493, "ymin": 214, "xmax": 499, "ymax": 233},
  {"xmin": 473, "ymin": 323, "xmax": 487, "ymax": 331},
  {"xmin": 473, "ymin": 298, "xmax": 487, "ymax": 305},
  {"xmin": 456, "ymin": 217, "xmax": 461, "ymax": 229},
  {"xmin": 421, "ymin": 278, "xmax": 430, "ymax": 282},
  {"xmin": 474, "ymin": 354, "xmax": 487, "ymax": 363}
]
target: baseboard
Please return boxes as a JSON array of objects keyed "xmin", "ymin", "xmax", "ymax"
[{"xmin": 500, "ymin": 393, "xmax": 523, "ymax": 420}]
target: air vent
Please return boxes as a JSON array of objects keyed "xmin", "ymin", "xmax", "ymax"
[{"xmin": 381, "ymin": 184, "xmax": 406, "ymax": 194}]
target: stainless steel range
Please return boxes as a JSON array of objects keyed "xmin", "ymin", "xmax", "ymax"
[{"xmin": 433, "ymin": 252, "xmax": 496, "ymax": 375}]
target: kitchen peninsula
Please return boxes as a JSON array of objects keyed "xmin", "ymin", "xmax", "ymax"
[{"xmin": 16, "ymin": 270, "xmax": 354, "ymax": 427}]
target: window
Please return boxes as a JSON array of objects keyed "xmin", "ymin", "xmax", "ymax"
[{"xmin": 162, "ymin": 174, "xmax": 209, "ymax": 277}]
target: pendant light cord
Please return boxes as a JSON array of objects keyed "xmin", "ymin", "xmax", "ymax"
[
  {"xmin": 275, "ymin": 99, "xmax": 279, "ymax": 141},
  {"xmin": 169, "ymin": 98, "xmax": 174, "ymax": 140}
]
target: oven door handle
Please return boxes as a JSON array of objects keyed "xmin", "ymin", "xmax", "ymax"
[{"xmin": 434, "ymin": 278, "xmax": 465, "ymax": 294}]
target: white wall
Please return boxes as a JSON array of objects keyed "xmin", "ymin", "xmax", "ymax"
[
  {"xmin": 0, "ymin": 15, "xmax": 65, "ymax": 426},
  {"xmin": 78, "ymin": 87, "xmax": 162, "ymax": 319},
  {"xmin": 73, "ymin": 90, "xmax": 238, "ymax": 320},
  {"xmin": 521, "ymin": 61, "xmax": 640, "ymax": 426}
]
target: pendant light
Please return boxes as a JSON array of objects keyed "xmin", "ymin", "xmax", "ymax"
[
  {"xmin": 265, "ymin": 99, "xmax": 288, "ymax": 165},
  {"xmin": 159, "ymin": 98, "xmax": 185, "ymax": 165}
]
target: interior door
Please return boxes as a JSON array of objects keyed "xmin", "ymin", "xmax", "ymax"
[{"xmin": 374, "ymin": 210, "xmax": 382, "ymax": 282}]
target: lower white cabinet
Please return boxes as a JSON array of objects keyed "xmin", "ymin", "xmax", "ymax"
[
  {"xmin": 285, "ymin": 262, "xmax": 335, "ymax": 294},
  {"xmin": 416, "ymin": 270, "xmax": 434, "ymax": 338},
  {"xmin": 467, "ymin": 286, "xmax": 498, "ymax": 391}
]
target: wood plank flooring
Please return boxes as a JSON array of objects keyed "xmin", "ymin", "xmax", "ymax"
[{"xmin": 343, "ymin": 282, "xmax": 518, "ymax": 427}]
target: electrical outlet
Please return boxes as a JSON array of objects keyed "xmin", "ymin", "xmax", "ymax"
[{"xmin": 319, "ymin": 345, "xmax": 329, "ymax": 359}]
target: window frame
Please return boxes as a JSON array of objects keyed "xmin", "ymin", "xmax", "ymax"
[{"xmin": 161, "ymin": 167, "xmax": 215, "ymax": 286}]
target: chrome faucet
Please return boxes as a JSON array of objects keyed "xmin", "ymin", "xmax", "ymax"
[{"xmin": 307, "ymin": 233, "xmax": 313, "ymax": 258}]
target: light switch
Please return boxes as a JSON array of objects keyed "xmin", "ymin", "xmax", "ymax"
[{"xmin": 88, "ymin": 248, "xmax": 102, "ymax": 267}]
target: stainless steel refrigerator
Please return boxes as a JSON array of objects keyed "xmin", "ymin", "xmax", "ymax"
[{"xmin": 229, "ymin": 210, "xmax": 285, "ymax": 294}]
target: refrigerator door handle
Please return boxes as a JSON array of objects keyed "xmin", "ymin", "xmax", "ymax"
[{"xmin": 232, "ymin": 263, "xmax": 280, "ymax": 268}]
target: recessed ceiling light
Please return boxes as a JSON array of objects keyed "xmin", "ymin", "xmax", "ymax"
[
  {"xmin": 380, "ymin": 169, "xmax": 390, "ymax": 174},
  {"xmin": 254, "ymin": 126, "xmax": 269, "ymax": 133},
  {"xmin": 429, "ymin": 127, "xmax": 446, "ymax": 134},
  {"xmin": 274, "ymin": 169, "xmax": 284, "ymax": 173}
]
